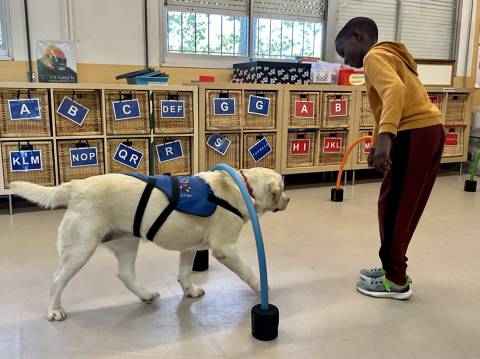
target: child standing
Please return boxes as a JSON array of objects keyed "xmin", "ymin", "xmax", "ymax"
[{"xmin": 335, "ymin": 17, "xmax": 444, "ymax": 299}]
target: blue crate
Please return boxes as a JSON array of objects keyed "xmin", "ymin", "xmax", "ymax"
[{"xmin": 127, "ymin": 71, "xmax": 169, "ymax": 85}]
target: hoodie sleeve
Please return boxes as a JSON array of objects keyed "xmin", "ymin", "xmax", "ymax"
[{"xmin": 364, "ymin": 52, "xmax": 406, "ymax": 136}]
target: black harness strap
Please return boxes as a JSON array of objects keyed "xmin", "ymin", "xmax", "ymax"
[
  {"xmin": 208, "ymin": 193, "xmax": 244, "ymax": 220},
  {"xmin": 146, "ymin": 176, "xmax": 180, "ymax": 241},
  {"xmin": 133, "ymin": 181, "xmax": 155, "ymax": 237}
]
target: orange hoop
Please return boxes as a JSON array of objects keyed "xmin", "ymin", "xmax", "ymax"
[{"xmin": 335, "ymin": 136, "xmax": 372, "ymax": 189}]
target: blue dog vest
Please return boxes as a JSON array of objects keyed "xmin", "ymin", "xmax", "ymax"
[{"xmin": 127, "ymin": 174, "xmax": 243, "ymax": 241}]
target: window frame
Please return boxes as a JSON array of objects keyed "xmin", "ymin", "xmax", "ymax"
[
  {"xmin": 161, "ymin": 0, "xmax": 328, "ymax": 67},
  {"xmin": 327, "ymin": 0, "xmax": 460, "ymax": 62},
  {"xmin": 0, "ymin": 0, "xmax": 13, "ymax": 60},
  {"xmin": 161, "ymin": 0, "xmax": 460, "ymax": 66}
]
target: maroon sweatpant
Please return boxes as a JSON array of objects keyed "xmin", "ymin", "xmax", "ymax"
[{"xmin": 378, "ymin": 124, "xmax": 444, "ymax": 285}]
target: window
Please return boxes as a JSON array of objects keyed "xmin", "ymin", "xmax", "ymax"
[
  {"xmin": 165, "ymin": 0, "xmax": 249, "ymax": 58},
  {"xmin": 336, "ymin": 0, "xmax": 458, "ymax": 60},
  {"xmin": 398, "ymin": 0, "xmax": 457, "ymax": 59},
  {"xmin": 0, "ymin": 0, "xmax": 10, "ymax": 58},
  {"xmin": 164, "ymin": 0, "xmax": 327, "ymax": 60},
  {"xmin": 167, "ymin": 12, "xmax": 248, "ymax": 56},
  {"xmin": 252, "ymin": 0, "xmax": 327, "ymax": 59},
  {"xmin": 252, "ymin": 18, "xmax": 323, "ymax": 59}
]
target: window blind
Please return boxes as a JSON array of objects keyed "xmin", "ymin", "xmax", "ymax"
[
  {"xmin": 165, "ymin": 0, "xmax": 248, "ymax": 16},
  {"xmin": 399, "ymin": 0, "xmax": 457, "ymax": 59},
  {"xmin": 253, "ymin": 0, "xmax": 327, "ymax": 22},
  {"xmin": 336, "ymin": 0, "xmax": 399, "ymax": 42}
]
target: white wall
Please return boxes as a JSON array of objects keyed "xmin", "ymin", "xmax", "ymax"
[
  {"xmin": 8, "ymin": 0, "xmax": 155, "ymax": 65},
  {"xmin": 4, "ymin": 0, "xmax": 479, "ymax": 76}
]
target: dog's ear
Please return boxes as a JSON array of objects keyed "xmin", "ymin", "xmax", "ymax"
[{"xmin": 267, "ymin": 180, "xmax": 281, "ymax": 196}]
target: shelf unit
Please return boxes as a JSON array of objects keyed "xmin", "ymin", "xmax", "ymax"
[
  {"xmin": 0, "ymin": 82, "xmax": 198, "ymax": 196},
  {"xmin": 197, "ymin": 83, "xmax": 284, "ymax": 173},
  {"xmin": 351, "ymin": 86, "xmax": 475, "ymax": 170},
  {"xmin": 0, "ymin": 81, "xmax": 474, "ymax": 199},
  {"xmin": 281, "ymin": 85, "xmax": 358, "ymax": 175}
]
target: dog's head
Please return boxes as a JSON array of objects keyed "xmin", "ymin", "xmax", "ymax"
[{"xmin": 241, "ymin": 168, "xmax": 289, "ymax": 214}]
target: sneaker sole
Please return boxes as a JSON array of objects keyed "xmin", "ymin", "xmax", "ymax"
[{"xmin": 357, "ymin": 286, "xmax": 413, "ymax": 300}]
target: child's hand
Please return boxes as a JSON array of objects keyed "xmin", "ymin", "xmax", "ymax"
[
  {"xmin": 367, "ymin": 148, "xmax": 376, "ymax": 167},
  {"xmin": 373, "ymin": 133, "xmax": 392, "ymax": 172}
]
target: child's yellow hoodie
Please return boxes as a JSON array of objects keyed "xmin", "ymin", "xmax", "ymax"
[{"xmin": 364, "ymin": 42, "xmax": 442, "ymax": 145}]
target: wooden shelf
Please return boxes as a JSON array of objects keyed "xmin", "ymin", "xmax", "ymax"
[
  {"xmin": 197, "ymin": 83, "xmax": 284, "ymax": 173},
  {"xmin": 0, "ymin": 82, "xmax": 474, "ymax": 196},
  {"xmin": 0, "ymin": 84, "xmax": 199, "ymax": 194}
]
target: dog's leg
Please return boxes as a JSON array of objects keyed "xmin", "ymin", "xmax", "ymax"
[
  {"xmin": 212, "ymin": 244, "xmax": 261, "ymax": 293},
  {"xmin": 103, "ymin": 236, "xmax": 159, "ymax": 303},
  {"xmin": 178, "ymin": 250, "xmax": 205, "ymax": 298},
  {"xmin": 47, "ymin": 218, "xmax": 99, "ymax": 321}
]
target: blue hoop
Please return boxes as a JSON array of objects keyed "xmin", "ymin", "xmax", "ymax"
[{"xmin": 210, "ymin": 164, "xmax": 269, "ymax": 310}]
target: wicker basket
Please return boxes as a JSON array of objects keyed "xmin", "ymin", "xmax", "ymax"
[
  {"xmin": 1, "ymin": 141, "xmax": 55, "ymax": 188},
  {"xmin": 205, "ymin": 133, "xmax": 240, "ymax": 169},
  {"xmin": 105, "ymin": 90, "xmax": 150, "ymax": 135},
  {"xmin": 153, "ymin": 137, "xmax": 192, "ymax": 176},
  {"xmin": 244, "ymin": 91, "xmax": 276, "ymax": 129},
  {"xmin": 319, "ymin": 130, "xmax": 348, "ymax": 165},
  {"xmin": 322, "ymin": 93, "xmax": 352, "ymax": 129},
  {"xmin": 0, "ymin": 89, "xmax": 51, "ymax": 137},
  {"xmin": 443, "ymin": 126, "xmax": 464, "ymax": 157},
  {"xmin": 360, "ymin": 92, "xmax": 375, "ymax": 127},
  {"xmin": 243, "ymin": 133, "xmax": 276, "ymax": 169},
  {"xmin": 289, "ymin": 92, "xmax": 320, "ymax": 128},
  {"xmin": 152, "ymin": 91, "xmax": 194, "ymax": 134},
  {"xmin": 358, "ymin": 130, "xmax": 374, "ymax": 164},
  {"xmin": 428, "ymin": 93, "xmax": 444, "ymax": 114},
  {"xmin": 57, "ymin": 139, "xmax": 105, "ymax": 183},
  {"xmin": 445, "ymin": 94, "xmax": 468, "ymax": 124},
  {"xmin": 206, "ymin": 90, "xmax": 242, "ymax": 130},
  {"xmin": 53, "ymin": 90, "xmax": 103, "ymax": 136},
  {"xmin": 107, "ymin": 138, "xmax": 149, "ymax": 175},
  {"xmin": 286, "ymin": 131, "xmax": 316, "ymax": 168}
]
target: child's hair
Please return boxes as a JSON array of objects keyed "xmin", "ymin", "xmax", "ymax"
[{"xmin": 335, "ymin": 17, "xmax": 379, "ymax": 43}]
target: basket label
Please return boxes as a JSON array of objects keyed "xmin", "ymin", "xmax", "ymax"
[
  {"xmin": 8, "ymin": 99, "xmax": 42, "ymax": 120},
  {"xmin": 323, "ymin": 138, "xmax": 343, "ymax": 153},
  {"xmin": 213, "ymin": 98, "xmax": 236, "ymax": 116},
  {"xmin": 70, "ymin": 147, "xmax": 98, "ymax": 167},
  {"xmin": 429, "ymin": 95, "xmax": 439, "ymax": 106},
  {"xmin": 249, "ymin": 137, "xmax": 272, "ymax": 163},
  {"xmin": 207, "ymin": 133, "xmax": 231, "ymax": 156},
  {"xmin": 363, "ymin": 137, "xmax": 373, "ymax": 154},
  {"xmin": 112, "ymin": 99, "xmax": 141, "ymax": 120},
  {"xmin": 161, "ymin": 100, "xmax": 185, "ymax": 119},
  {"xmin": 248, "ymin": 96, "xmax": 270, "ymax": 116},
  {"xmin": 329, "ymin": 99, "xmax": 348, "ymax": 118},
  {"xmin": 294, "ymin": 100, "xmax": 314, "ymax": 118},
  {"xmin": 57, "ymin": 96, "xmax": 90, "ymax": 126},
  {"xmin": 114, "ymin": 143, "xmax": 144, "ymax": 169},
  {"xmin": 445, "ymin": 133, "xmax": 459, "ymax": 146},
  {"xmin": 156, "ymin": 140, "xmax": 184, "ymax": 163},
  {"xmin": 9, "ymin": 150, "xmax": 43, "ymax": 172},
  {"xmin": 290, "ymin": 139, "xmax": 310, "ymax": 155}
]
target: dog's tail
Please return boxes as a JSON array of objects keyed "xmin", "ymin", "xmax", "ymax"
[{"xmin": 10, "ymin": 181, "xmax": 73, "ymax": 208}]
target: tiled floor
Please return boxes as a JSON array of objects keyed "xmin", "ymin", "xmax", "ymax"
[{"xmin": 1, "ymin": 174, "xmax": 479, "ymax": 359}]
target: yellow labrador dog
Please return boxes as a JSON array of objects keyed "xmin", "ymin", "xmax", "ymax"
[{"xmin": 11, "ymin": 167, "xmax": 289, "ymax": 321}]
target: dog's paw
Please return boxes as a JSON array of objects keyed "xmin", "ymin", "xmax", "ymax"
[
  {"xmin": 47, "ymin": 308, "xmax": 66, "ymax": 321},
  {"xmin": 185, "ymin": 287, "xmax": 205, "ymax": 298},
  {"xmin": 141, "ymin": 291, "xmax": 160, "ymax": 303}
]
